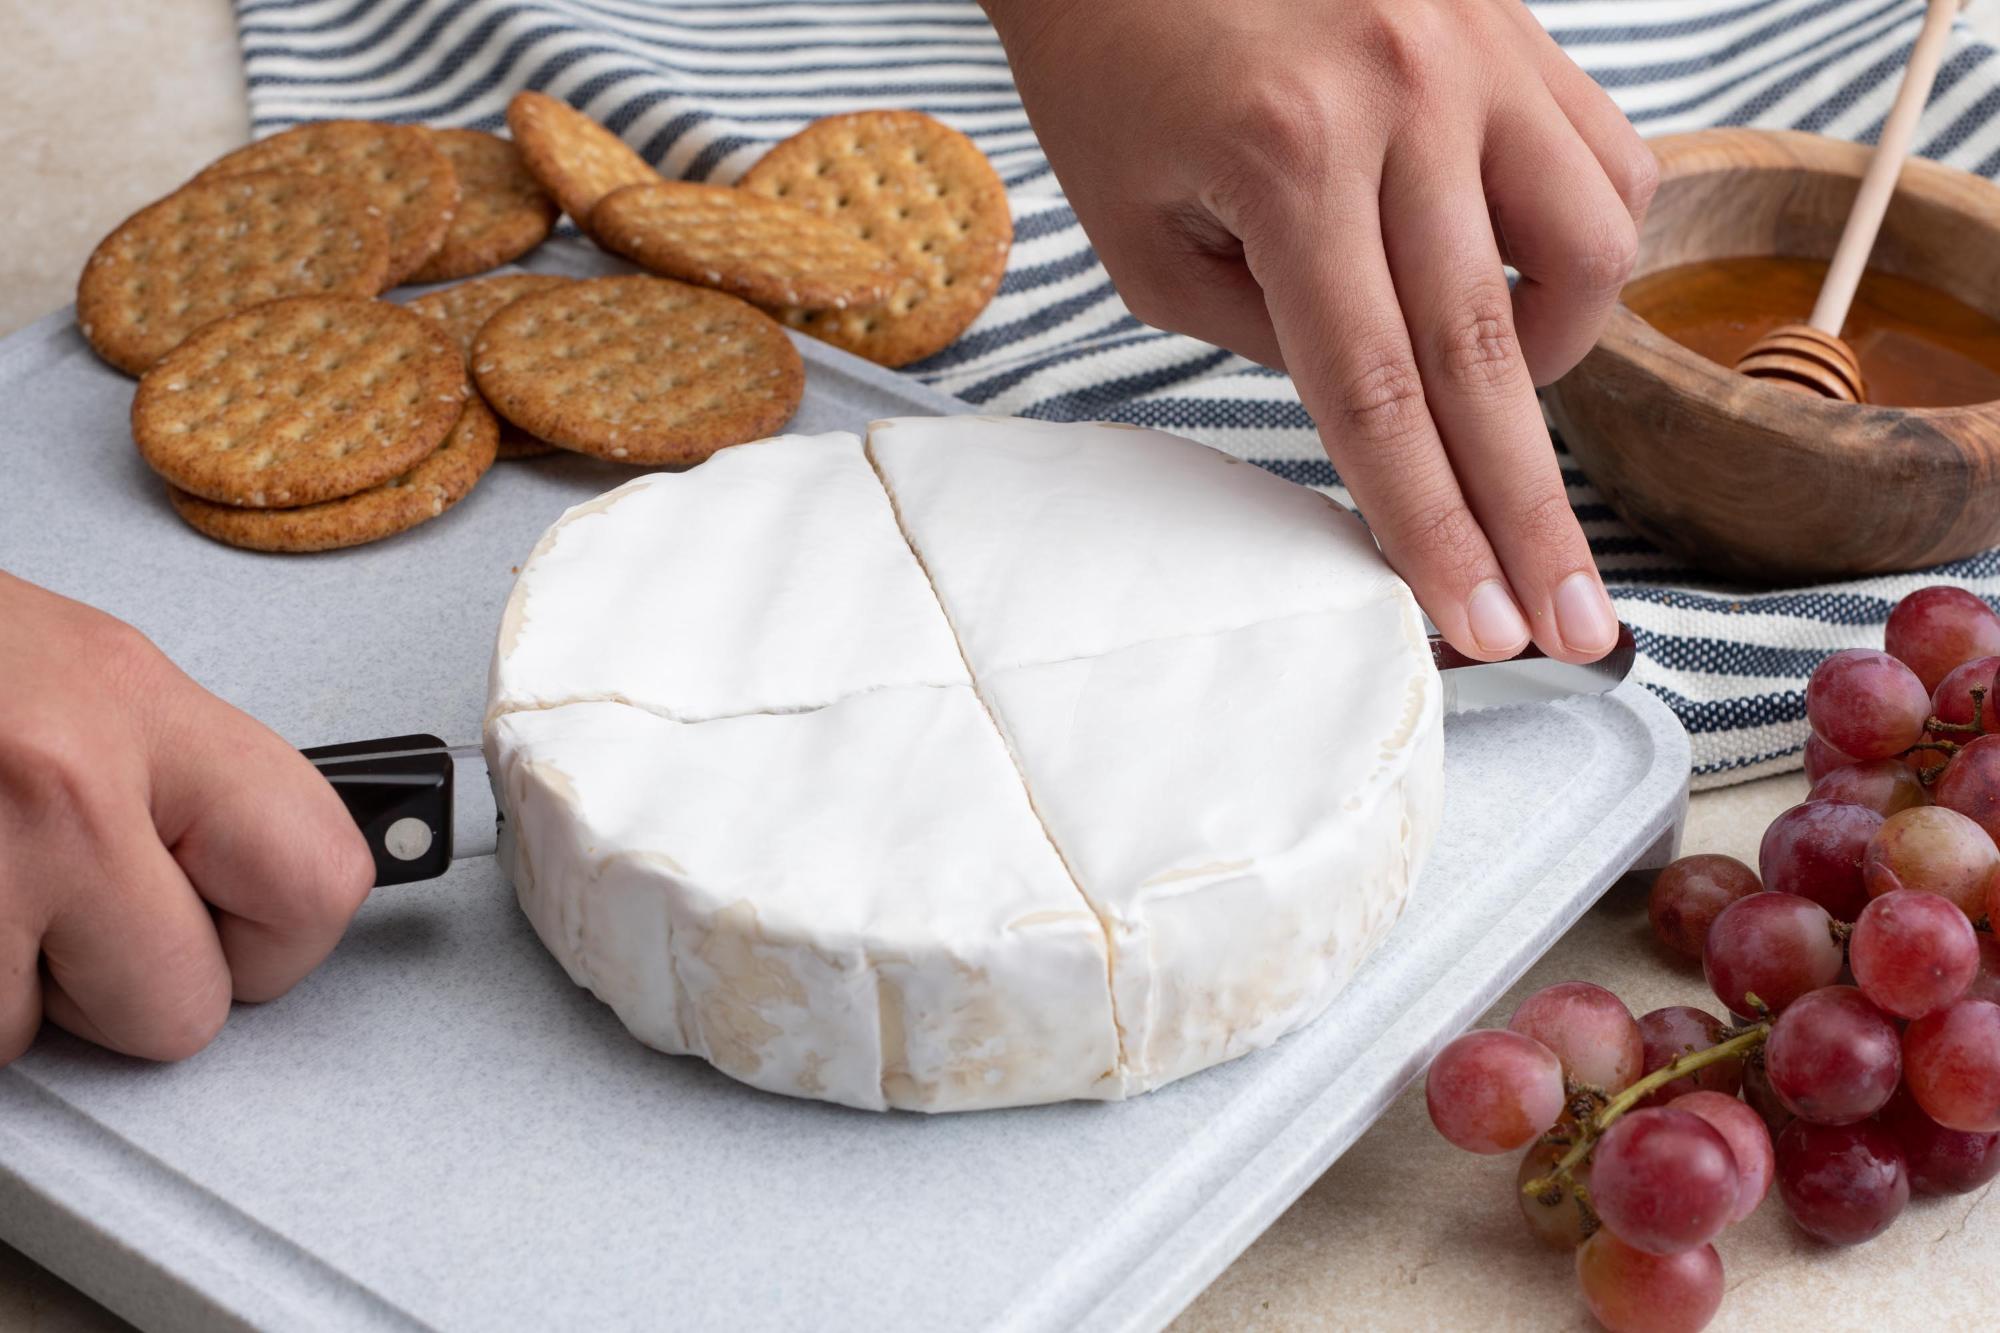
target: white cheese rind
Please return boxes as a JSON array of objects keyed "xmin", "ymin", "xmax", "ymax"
[
  {"xmin": 489, "ymin": 692, "xmax": 1121, "ymax": 1113},
  {"xmin": 488, "ymin": 432, "xmax": 967, "ymax": 725},
  {"xmin": 866, "ymin": 415, "xmax": 1404, "ymax": 674},
  {"xmin": 979, "ymin": 601, "xmax": 1443, "ymax": 1090},
  {"xmin": 486, "ymin": 415, "xmax": 1445, "ymax": 1113}
]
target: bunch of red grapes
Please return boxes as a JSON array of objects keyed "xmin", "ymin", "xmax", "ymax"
[{"xmin": 1424, "ymin": 585, "xmax": 2000, "ymax": 1333}]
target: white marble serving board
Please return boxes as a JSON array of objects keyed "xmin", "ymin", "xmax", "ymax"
[{"xmin": 0, "ymin": 258, "xmax": 1688, "ymax": 1333}]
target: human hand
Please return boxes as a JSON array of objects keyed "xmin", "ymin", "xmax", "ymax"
[
  {"xmin": 0, "ymin": 573, "xmax": 373, "ymax": 1066},
  {"xmin": 981, "ymin": 0, "xmax": 1655, "ymax": 663}
]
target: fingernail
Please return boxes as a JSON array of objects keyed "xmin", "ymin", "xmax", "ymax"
[
  {"xmin": 1555, "ymin": 570, "xmax": 1619, "ymax": 656},
  {"xmin": 1467, "ymin": 579, "xmax": 1531, "ymax": 656}
]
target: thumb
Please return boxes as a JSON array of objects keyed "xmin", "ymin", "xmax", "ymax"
[{"xmin": 143, "ymin": 674, "xmax": 376, "ymax": 1004}]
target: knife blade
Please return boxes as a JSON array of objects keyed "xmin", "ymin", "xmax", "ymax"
[
  {"xmin": 1434, "ymin": 621, "xmax": 1637, "ymax": 715},
  {"xmin": 309, "ymin": 624, "xmax": 1636, "ymax": 887}
]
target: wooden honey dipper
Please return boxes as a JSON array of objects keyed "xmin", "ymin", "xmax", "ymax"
[{"xmin": 1735, "ymin": 0, "xmax": 1961, "ymax": 401}]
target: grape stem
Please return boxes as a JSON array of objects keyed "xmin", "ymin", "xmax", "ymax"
[
  {"xmin": 1520, "ymin": 1021, "xmax": 1771, "ymax": 1200},
  {"xmin": 1906, "ymin": 685, "xmax": 1988, "ymax": 784},
  {"xmin": 1928, "ymin": 685, "xmax": 1990, "ymax": 737}
]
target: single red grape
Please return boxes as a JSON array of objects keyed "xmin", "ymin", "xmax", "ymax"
[
  {"xmin": 1903, "ymin": 998, "xmax": 2000, "ymax": 1133},
  {"xmin": 1671, "ymin": 1089, "xmax": 1774, "ymax": 1223},
  {"xmin": 1590, "ymin": 1108, "xmax": 1739, "ymax": 1255},
  {"xmin": 1934, "ymin": 733, "xmax": 2000, "ymax": 846},
  {"xmin": 1517, "ymin": 1135, "xmax": 1591, "ymax": 1250},
  {"xmin": 1703, "ymin": 892, "xmax": 1844, "ymax": 1018},
  {"xmin": 1804, "ymin": 649, "xmax": 1932, "ymax": 760},
  {"xmin": 1986, "ymin": 862, "xmax": 2000, "ymax": 929},
  {"xmin": 1424, "ymin": 1029, "xmax": 1565, "ymax": 1154},
  {"xmin": 1808, "ymin": 759, "xmax": 1927, "ymax": 816},
  {"xmin": 1862, "ymin": 804, "xmax": 1998, "ymax": 920},
  {"xmin": 1877, "ymin": 1085, "xmax": 2000, "ymax": 1196},
  {"xmin": 1742, "ymin": 1053, "xmax": 1794, "ymax": 1135},
  {"xmin": 1574, "ymin": 1231, "xmax": 1724, "ymax": 1333},
  {"xmin": 1635, "ymin": 1006, "xmax": 1741, "ymax": 1108},
  {"xmin": 1804, "ymin": 734, "xmax": 1858, "ymax": 783},
  {"xmin": 1885, "ymin": 585, "xmax": 2000, "ymax": 693},
  {"xmin": 1968, "ymin": 932, "xmax": 2000, "ymax": 1004},
  {"xmin": 1930, "ymin": 654, "xmax": 2000, "ymax": 735},
  {"xmin": 1764, "ymin": 986, "xmax": 1901, "ymax": 1124},
  {"xmin": 1761, "ymin": 800, "xmax": 1884, "ymax": 922},
  {"xmin": 1647, "ymin": 856, "xmax": 1760, "ymax": 960},
  {"xmin": 1775, "ymin": 1118, "xmax": 1909, "ymax": 1245},
  {"xmin": 1850, "ymin": 889, "xmax": 1979, "ymax": 1018},
  {"xmin": 1508, "ymin": 981, "xmax": 1644, "ymax": 1093}
]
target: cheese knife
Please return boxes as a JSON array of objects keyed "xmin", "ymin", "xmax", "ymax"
[{"xmin": 308, "ymin": 623, "xmax": 1637, "ymax": 888}]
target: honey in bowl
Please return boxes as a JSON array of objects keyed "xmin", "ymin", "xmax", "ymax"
[{"xmin": 1620, "ymin": 255, "xmax": 2000, "ymax": 408}]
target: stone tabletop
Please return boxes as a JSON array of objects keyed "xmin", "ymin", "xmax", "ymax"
[{"xmin": 3, "ymin": 3, "xmax": 1996, "ymax": 1330}]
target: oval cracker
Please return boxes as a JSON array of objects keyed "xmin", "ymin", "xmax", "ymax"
[
  {"xmin": 506, "ymin": 91, "xmax": 660, "ymax": 235},
  {"xmin": 471, "ymin": 275, "xmax": 803, "ymax": 465},
  {"xmin": 593, "ymin": 180, "xmax": 903, "ymax": 310},
  {"xmin": 738, "ymin": 110, "xmax": 1011, "ymax": 368}
]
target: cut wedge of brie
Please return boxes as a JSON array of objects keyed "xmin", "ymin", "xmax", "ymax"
[{"xmin": 486, "ymin": 417, "xmax": 1443, "ymax": 1111}]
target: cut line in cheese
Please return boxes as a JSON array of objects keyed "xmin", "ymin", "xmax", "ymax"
[{"xmin": 486, "ymin": 417, "xmax": 1444, "ymax": 1111}]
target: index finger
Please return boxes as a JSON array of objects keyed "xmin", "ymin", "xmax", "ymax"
[{"xmin": 1224, "ymin": 176, "xmax": 1532, "ymax": 661}]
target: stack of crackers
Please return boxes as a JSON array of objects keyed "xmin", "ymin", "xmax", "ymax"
[{"xmin": 77, "ymin": 98, "xmax": 1011, "ymax": 553}]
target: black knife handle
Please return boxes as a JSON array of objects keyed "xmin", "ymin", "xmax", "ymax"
[{"xmin": 302, "ymin": 734, "xmax": 455, "ymax": 887}]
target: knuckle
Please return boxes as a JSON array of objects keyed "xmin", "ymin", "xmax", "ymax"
[
  {"xmin": 1206, "ymin": 85, "xmax": 1329, "ymax": 224},
  {"xmin": 137, "ymin": 979, "xmax": 229, "ymax": 1063},
  {"xmin": 1570, "ymin": 216, "xmax": 1639, "ymax": 296},
  {"xmin": 1365, "ymin": 7, "xmax": 1455, "ymax": 91},
  {"xmin": 1337, "ymin": 345, "xmax": 1431, "ymax": 445},
  {"xmin": 1507, "ymin": 483, "xmax": 1585, "ymax": 555},
  {"xmin": 87, "ymin": 613, "xmax": 163, "ymax": 685},
  {"xmin": 323, "ymin": 825, "xmax": 378, "ymax": 922},
  {"xmin": 1614, "ymin": 145, "xmax": 1661, "ymax": 221},
  {"xmin": 147, "ymin": 1005, "xmax": 227, "ymax": 1063},
  {"xmin": 279, "ymin": 816, "xmax": 377, "ymax": 932},
  {"xmin": 1116, "ymin": 273, "xmax": 1176, "ymax": 332},
  {"xmin": 1433, "ymin": 294, "xmax": 1523, "ymax": 392},
  {"xmin": 0, "ymin": 720, "xmax": 99, "ymax": 823},
  {"xmin": 1391, "ymin": 493, "xmax": 1490, "ymax": 583}
]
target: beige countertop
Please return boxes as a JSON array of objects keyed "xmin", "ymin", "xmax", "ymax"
[{"xmin": 4, "ymin": 3, "xmax": 1996, "ymax": 1330}]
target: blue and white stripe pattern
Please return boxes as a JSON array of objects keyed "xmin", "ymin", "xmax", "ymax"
[{"xmin": 231, "ymin": 0, "xmax": 2000, "ymax": 788}]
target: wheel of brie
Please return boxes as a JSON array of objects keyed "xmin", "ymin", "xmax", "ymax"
[{"xmin": 486, "ymin": 417, "xmax": 1444, "ymax": 1112}]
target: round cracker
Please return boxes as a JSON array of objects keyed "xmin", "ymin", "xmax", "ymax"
[
  {"xmin": 133, "ymin": 295, "xmax": 469, "ymax": 508},
  {"xmin": 737, "ymin": 110, "xmax": 1011, "ymax": 368},
  {"xmin": 168, "ymin": 396, "xmax": 499, "ymax": 552},
  {"xmin": 406, "ymin": 272, "xmax": 573, "ymax": 357},
  {"xmin": 592, "ymin": 180, "xmax": 902, "ymax": 310},
  {"xmin": 408, "ymin": 272, "xmax": 574, "ymax": 461},
  {"xmin": 195, "ymin": 120, "xmax": 459, "ymax": 288},
  {"xmin": 76, "ymin": 171, "xmax": 390, "ymax": 377},
  {"xmin": 505, "ymin": 91, "xmax": 660, "ymax": 234},
  {"xmin": 471, "ymin": 275, "xmax": 803, "ymax": 465},
  {"xmin": 407, "ymin": 130, "xmax": 559, "ymax": 283}
]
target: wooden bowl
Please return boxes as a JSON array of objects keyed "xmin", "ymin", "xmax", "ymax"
[{"xmin": 1543, "ymin": 129, "xmax": 2000, "ymax": 583}]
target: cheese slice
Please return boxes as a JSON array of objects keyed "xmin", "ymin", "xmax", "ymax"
[
  {"xmin": 489, "ymin": 432, "xmax": 966, "ymax": 724},
  {"xmin": 981, "ymin": 606, "xmax": 1442, "ymax": 1091},
  {"xmin": 492, "ymin": 691, "xmax": 1120, "ymax": 1112},
  {"xmin": 866, "ymin": 415, "xmax": 1404, "ymax": 673},
  {"xmin": 486, "ymin": 416, "xmax": 1444, "ymax": 1112}
]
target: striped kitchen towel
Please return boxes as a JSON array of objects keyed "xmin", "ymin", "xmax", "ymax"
[{"xmin": 229, "ymin": 0, "xmax": 2000, "ymax": 789}]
